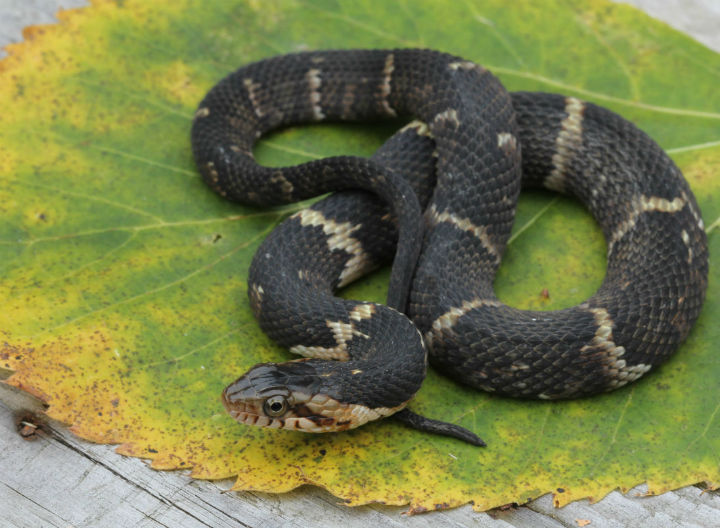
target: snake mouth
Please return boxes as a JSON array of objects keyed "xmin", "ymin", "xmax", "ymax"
[
  {"xmin": 222, "ymin": 392, "xmax": 343, "ymax": 432},
  {"xmin": 221, "ymin": 378, "xmax": 341, "ymax": 432},
  {"xmin": 222, "ymin": 399, "xmax": 287, "ymax": 429}
]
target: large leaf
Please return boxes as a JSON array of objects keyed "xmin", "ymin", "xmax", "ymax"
[{"xmin": 1, "ymin": 0, "xmax": 718, "ymax": 513}]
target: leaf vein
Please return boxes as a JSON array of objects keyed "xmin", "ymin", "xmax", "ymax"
[
  {"xmin": 706, "ymin": 215, "xmax": 720, "ymax": 235},
  {"xmin": 16, "ymin": 180, "xmax": 166, "ymax": 224},
  {"xmin": 14, "ymin": 231, "xmax": 138, "ymax": 296},
  {"xmin": 26, "ymin": 221, "xmax": 281, "ymax": 340},
  {"xmin": 462, "ymin": 0, "xmax": 527, "ymax": 68},
  {"xmin": 0, "ymin": 210, "xmax": 301, "ymax": 247},
  {"xmin": 573, "ymin": 13, "xmax": 639, "ymax": 100},
  {"xmin": 262, "ymin": 140, "xmax": 325, "ymax": 160},
  {"xmin": 490, "ymin": 65, "xmax": 720, "ymax": 119},
  {"xmin": 88, "ymin": 145, "xmax": 198, "ymax": 176},
  {"xmin": 667, "ymin": 139, "xmax": 720, "ymax": 154},
  {"xmin": 518, "ymin": 405, "xmax": 552, "ymax": 475},
  {"xmin": 588, "ymin": 389, "xmax": 634, "ymax": 477},
  {"xmin": 141, "ymin": 329, "xmax": 241, "ymax": 368},
  {"xmin": 507, "ymin": 196, "xmax": 560, "ymax": 245},
  {"xmin": 70, "ymin": 74, "xmax": 194, "ymax": 120},
  {"xmin": 297, "ymin": 1, "xmax": 421, "ymax": 47}
]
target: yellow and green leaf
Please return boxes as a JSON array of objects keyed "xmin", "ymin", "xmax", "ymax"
[{"xmin": 1, "ymin": 0, "xmax": 718, "ymax": 513}]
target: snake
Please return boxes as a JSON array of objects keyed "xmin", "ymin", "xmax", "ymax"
[{"xmin": 190, "ymin": 49, "xmax": 708, "ymax": 446}]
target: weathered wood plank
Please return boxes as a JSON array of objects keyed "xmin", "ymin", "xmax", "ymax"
[{"xmin": 528, "ymin": 486, "xmax": 720, "ymax": 528}]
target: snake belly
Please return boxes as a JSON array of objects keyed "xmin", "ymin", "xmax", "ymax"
[{"xmin": 190, "ymin": 49, "xmax": 708, "ymax": 436}]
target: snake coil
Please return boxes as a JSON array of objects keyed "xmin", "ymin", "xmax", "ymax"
[{"xmin": 190, "ymin": 49, "xmax": 708, "ymax": 445}]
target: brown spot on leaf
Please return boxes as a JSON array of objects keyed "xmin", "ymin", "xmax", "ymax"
[{"xmin": 405, "ymin": 505, "xmax": 428, "ymax": 515}]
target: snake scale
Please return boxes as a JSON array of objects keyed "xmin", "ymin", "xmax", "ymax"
[{"xmin": 190, "ymin": 49, "xmax": 708, "ymax": 445}]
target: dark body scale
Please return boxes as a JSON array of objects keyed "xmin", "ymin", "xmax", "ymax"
[{"xmin": 191, "ymin": 49, "xmax": 708, "ymax": 441}]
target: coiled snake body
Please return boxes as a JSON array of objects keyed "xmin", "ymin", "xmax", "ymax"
[{"xmin": 191, "ymin": 49, "xmax": 708, "ymax": 445}]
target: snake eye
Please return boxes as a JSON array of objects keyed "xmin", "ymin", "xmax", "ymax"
[{"xmin": 263, "ymin": 395, "xmax": 288, "ymax": 417}]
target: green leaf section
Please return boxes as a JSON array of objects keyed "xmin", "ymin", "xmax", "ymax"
[{"xmin": 1, "ymin": 0, "xmax": 718, "ymax": 512}]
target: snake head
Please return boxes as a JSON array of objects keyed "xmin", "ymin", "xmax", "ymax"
[{"xmin": 222, "ymin": 360, "xmax": 404, "ymax": 432}]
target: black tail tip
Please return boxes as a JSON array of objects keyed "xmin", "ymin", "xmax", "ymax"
[{"xmin": 392, "ymin": 408, "xmax": 487, "ymax": 447}]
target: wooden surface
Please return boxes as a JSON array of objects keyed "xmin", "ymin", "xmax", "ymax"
[{"xmin": 1, "ymin": 1, "xmax": 719, "ymax": 526}]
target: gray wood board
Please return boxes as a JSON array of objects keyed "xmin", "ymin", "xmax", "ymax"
[{"xmin": 1, "ymin": 0, "xmax": 719, "ymax": 526}]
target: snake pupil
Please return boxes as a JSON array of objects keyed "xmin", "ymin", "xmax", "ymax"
[{"xmin": 263, "ymin": 396, "xmax": 288, "ymax": 417}]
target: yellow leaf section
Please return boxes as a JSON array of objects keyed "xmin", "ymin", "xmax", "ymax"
[
  {"xmin": 3, "ymin": 323, "xmax": 136, "ymax": 442},
  {"xmin": 142, "ymin": 60, "xmax": 206, "ymax": 113}
]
